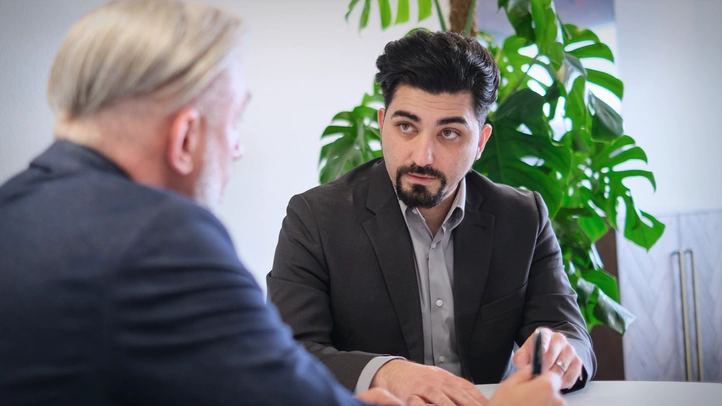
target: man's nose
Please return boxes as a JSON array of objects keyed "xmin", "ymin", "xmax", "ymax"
[{"xmin": 411, "ymin": 133, "xmax": 434, "ymax": 167}]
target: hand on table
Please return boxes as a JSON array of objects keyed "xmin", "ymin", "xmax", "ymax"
[
  {"xmin": 371, "ymin": 359, "xmax": 488, "ymax": 406},
  {"xmin": 356, "ymin": 387, "xmax": 405, "ymax": 405},
  {"xmin": 488, "ymin": 367, "xmax": 565, "ymax": 406},
  {"xmin": 513, "ymin": 327, "xmax": 583, "ymax": 389}
]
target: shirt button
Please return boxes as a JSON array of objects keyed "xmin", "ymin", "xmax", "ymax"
[
  {"xmin": 436, "ymin": 299, "xmax": 443, "ymax": 307},
  {"xmin": 439, "ymin": 356, "xmax": 446, "ymax": 363}
]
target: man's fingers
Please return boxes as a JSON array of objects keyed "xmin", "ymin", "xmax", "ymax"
[
  {"xmin": 536, "ymin": 370, "xmax": 563, "ymax": 393},
  {"xmin": 406, "ymin": 395, "xmax": 426, "ymax": 406},
  {"xmin": 550, "ymin": 341, "xmax": 581, "ymax": 387},
  {"xmin": 539, "ymin": 327, "xmax": 553, "ymax": 352},
  {"xmin": 419, "ymin": 386, "xmax": 456, "ymax": 406},
  {"xmin": 464, "ymin": 387, "xmax": 489, "ymax": 406},
  {"xmin": 512, "ymin": 347, "xmax": 529, "ymax": 369},
  {"xmin": 561, "ymin": 358, "xmax": 583, "ymax": 389},
  {"xmin": 356, "ymin": 388, "xmax": 404, "ymax": 405},
  {"xmin": 542, "ymin": 333, "xmax": 565, "ymax": 371},
  {"xmin": 503, "ymin": 366, "xmax": 533, "ymax": 385},
  {"xmin": 443, "ymin": 382, "xmax": 486, "ymax": 406}
]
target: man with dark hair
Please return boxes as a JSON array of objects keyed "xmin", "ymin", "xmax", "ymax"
[{"xmin": 268, "ymin": 30, "xmax": 595, "ymax": 405}]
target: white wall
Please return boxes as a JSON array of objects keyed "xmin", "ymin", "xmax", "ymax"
[
  {"xmin": 0, "ymin": 0, "xmax": 442, "ymax": 290},
  {"xmin": 614, "ymin": 0, "xmax": 722, "ymax": 216}
]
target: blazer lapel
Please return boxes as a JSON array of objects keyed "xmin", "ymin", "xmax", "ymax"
[
  {"xmin": 453, "ymin": 177, "xmax": 495, "ymax": 378},
  {"xmin": 361, "ymin": 161, "xmax": 425, "ymax": 363}
]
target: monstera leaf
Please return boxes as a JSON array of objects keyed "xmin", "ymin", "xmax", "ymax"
[
  {"xmin": 590, "ymin": 135, "xmax": 665, "ymax": 248},
  {"xmin": 319, "ymin": 83, "xmax": 383, "ymax": 183},
  {"xmin": 346, "ymin": 0, "xmax": 443, "ymax": 31},
  {"xmin": 475, "ymin": 89, "xmax": 571, "ymax": 217},
  {"xmin": 319, "ymin": 107, "xmax": 381, "ymax": 184}
]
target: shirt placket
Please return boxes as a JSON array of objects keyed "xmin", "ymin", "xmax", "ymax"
[{"xmin": 428, "ymin": 226, "xmax": 456, "ymax": 373}]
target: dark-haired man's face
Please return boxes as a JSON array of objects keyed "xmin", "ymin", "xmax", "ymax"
[{"xmin": 378, "ymin": 85, "xmax": 492, "ymax": 210}]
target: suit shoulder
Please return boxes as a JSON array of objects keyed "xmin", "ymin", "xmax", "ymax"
[
  {"xmin": 296, "ymin": 158, "xmax": 380, "ymax": 207},
  {"xmin": 467, "ymin": 171, "xmax": 542, "ymax": 218},
  {"xmin": 109, "ymin": 185, "xmax": 243, "ymax": 271}
]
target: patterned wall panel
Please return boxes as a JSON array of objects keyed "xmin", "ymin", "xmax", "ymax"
[{"xmin": 619, "ymin": 215, "xmax": 684, "ymax": 381}]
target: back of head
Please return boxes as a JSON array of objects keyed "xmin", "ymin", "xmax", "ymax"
[
  {"xmin": 375, "ymin": 30, "xmax": 500, "ymax": 122},
  {"xmin": 48, "ymin": 0, "xmax": 243, "ymax": 121}
]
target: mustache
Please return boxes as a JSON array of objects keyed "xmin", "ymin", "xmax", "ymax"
[{"xmin": 397, "ymin": 163, "xmax": 445, "ymax": 180}]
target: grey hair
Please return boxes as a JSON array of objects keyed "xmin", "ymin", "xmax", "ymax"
[{"xmin": 48, "ymin": 0, "xmax": 244, "ymax": 118}]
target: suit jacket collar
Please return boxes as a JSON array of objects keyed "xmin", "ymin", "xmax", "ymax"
[
  {"xmin": 361, "ymin": 160, "xmax": 425, "ymax": 362},
  {"xmin": 453, "ymin": 173, "xmax": 495, "ymax": 379},
  {"xmin": 364, "ymin": 159, "xmax": 394, "ymax": 214},
  {"xmin": 31, "ymin": 140, "xmax": 129, "ymax": 179}
]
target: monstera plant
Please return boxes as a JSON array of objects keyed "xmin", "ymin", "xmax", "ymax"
[{"xmin": 318, "ymin": 0, "xmax": 665, "ymax": 334}]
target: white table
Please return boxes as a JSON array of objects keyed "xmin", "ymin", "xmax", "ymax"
[{"xmin": 476, "ymin": 381, "xmax": 722, "ymax": 406}]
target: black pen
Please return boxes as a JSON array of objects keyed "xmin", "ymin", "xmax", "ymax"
[{"xmin": 532, "ymin": 328, "xmax": 543, "ymax": 377}]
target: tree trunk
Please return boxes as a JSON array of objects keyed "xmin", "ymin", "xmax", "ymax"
[{"xmin": 449, "ymin": 0, "xmax": 476, "ymax": 36}]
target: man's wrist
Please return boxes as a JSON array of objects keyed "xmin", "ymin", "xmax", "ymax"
[
  {"xmin": 355, "ymin": 356, "xmax": 405, "ymax": 394},
  {"xmin": 370, "ymin": 359, "xmax": 405, "ymax": 389}
]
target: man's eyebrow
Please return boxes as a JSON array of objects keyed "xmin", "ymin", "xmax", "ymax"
[
  {"xmin": 390, "ymin": 110, "xmax": 420, "ymax": 122},
  {"xmin": 438, "ymin": 116, "xmax": 470, "ymax": 128},
  {"xmin": 391, "ymin": 110, "xmax": 470, "ymax": 129}
]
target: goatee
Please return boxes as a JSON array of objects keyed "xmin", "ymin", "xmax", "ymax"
[{"xmin": 395, "ymin": 163, "xmax": 447, "ymax": 209}]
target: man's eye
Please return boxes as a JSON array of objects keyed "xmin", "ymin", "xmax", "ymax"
[
  {"xmin": 398, "ymin": 123, "xmax": 413, "ymax": 133},
  {"xmin": 441, "ymin": 129, "xmax": 459, "ymax": 139}
]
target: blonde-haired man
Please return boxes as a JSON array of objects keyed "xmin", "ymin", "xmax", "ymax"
[
  {"xmin": 0, "ymin": 1, "xmax": 565, "ymax": 405},
  {"xmin": 0, "ymin": 1, "xmax": 398, "ymax": 404}
]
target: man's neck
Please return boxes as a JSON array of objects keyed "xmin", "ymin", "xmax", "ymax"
[
  {"xmin": 418, "ymin": 182, "xmax": 459, "ymax": 237},
  {"xmin": 54, "ymin": 116, "xmax": 177, "ymax": 194}
]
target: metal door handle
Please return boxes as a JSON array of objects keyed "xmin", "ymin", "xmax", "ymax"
[
  {"xmin": 674, "ymin": 250, "xmax": 693, "ymax": 381},
  {"xmin": 684, "ymin": 249, "xmax": 704, "ymax": 382}
]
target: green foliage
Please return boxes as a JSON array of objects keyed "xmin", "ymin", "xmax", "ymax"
[
  {"xmin": 346, "ymin": 0, "xmax": 445, "ymax": 31},
  {"xmin": 323, "ymin": 0, "xmax": 666, "ymax": 334}
]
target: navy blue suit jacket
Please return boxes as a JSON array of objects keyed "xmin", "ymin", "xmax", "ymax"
[{"xmin": 0, "ymin": 141, "xmax": 364, "ymax": 405}]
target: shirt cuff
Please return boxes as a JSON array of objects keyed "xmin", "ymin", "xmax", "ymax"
[{"xmin": 353, "ymin": 356, "xmax": 405, "ymax": 395}]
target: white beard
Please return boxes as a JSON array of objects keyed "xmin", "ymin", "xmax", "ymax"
[{"xmin": 193, "ymin": 139, "xmax": 224, "ymax": 212}]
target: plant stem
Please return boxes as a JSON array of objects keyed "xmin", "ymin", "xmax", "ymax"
[
  {"xmin": 463, "ymin": 0, "xmax": 477, "ymax": 37},
  {"xmin": 433, "ymin": 0, "xmax": 447, "ymax": 31},
  {"xmin": 509, "ymin": 54, "xmax": 541, "ymax": 95}
]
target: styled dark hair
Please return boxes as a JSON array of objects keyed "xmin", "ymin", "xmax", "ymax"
[{"xmin": 375, "ymin": 30, "xmax": 501, "ymax": 122}]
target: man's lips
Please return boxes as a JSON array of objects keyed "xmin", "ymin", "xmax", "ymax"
[{"xmin": 405, "ymin": 173, "xmax": 437, "ymax": 184}]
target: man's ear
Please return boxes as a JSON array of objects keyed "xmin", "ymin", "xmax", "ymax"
[
  {"xmin": 377, "ymin": 108, "xmax": 386, "ymax": 144},
  {"xmin": 167, "ymin": 107, "xmax": 202, "ymax": 176},
  {"xmin": 476, "ymin": 123, "xmax": 492, "ymax": 160}
]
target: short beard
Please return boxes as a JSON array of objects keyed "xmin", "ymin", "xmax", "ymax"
[
  {"xmin": 194, "ymin": 140, "xmax": 224, "ymax": 212},
  {"xmin": 395, "ymin": 163, "xmax": 447, "ymax": 209}
]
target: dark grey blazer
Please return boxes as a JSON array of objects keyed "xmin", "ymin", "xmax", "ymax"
[
  {"xmin": 268, "ymin": 158, "xmax": 596, "ymax": 391},
  {"xmin": 0, "ymin": 141, "xmax": 364, "ymax": 406}
]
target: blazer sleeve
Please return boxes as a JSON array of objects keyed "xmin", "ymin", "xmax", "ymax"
[
  {"xmin": 267, "ymin": 194, "xmax": 381, "ymax": 391},
  {"xmin": 515, "ymin": 192, "xmax": 597, "ymax": 391},
  {"xmin": 105, "ymin": 202, "xmax": 365, "ymax": 406}
]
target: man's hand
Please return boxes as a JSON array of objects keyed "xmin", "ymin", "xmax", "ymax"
[
  {"xmin": 513, "ymin": 327, "xmax": 583, "ymax": 389},
  {"xmin": 356, "ymin": 388, "xmax": 405, "ymax": 405},
  {"xmin": 370, "ymin": 359, "xmax": 488, "ymax": 406},
  {"xmin": 488, "ymin": 367, "xmax": 565, "ymax": 406}
]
